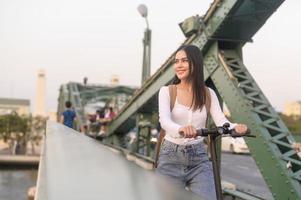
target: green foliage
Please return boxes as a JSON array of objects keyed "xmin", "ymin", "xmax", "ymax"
[
  {"xmin": 294, "ymin": 135, "xmax": 301, "ymax": 142},
  {"xmin": 0, "ymin": 113, "xmax": 46, "ymax": 141},
  {"xmin": 0, "ymin": 112, "xmax": 28, "ymax": 142},
  {"xmin": 279, "ymin": 113, "xmax": 301, "ymax": 134},
  {"xmin": 32, "ymin": 115, "xmax": 46, "ymax": 137}
]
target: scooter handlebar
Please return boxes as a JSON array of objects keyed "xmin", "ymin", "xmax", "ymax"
[{"xmin": 179, "ymin": 126, "xmax": 255, "ymax": 138}]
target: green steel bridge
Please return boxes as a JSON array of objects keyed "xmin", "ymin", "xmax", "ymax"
[{"xmin": 37, "ymin": 0, "xmax": 301, "ymax": 199}]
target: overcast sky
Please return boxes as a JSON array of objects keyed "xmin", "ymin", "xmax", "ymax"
[{"xmin": 0, "ymin": 0, "xmax": 300, "ymax": 112}]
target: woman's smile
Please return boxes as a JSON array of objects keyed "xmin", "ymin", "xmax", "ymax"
[{"xmin": 176, "ymin": 70, "xmax": 186, "ymax": 75}]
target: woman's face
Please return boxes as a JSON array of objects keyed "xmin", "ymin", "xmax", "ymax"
[{"xmin": 174, "ymin": 50, "xmax": 190, "ymax": 81}]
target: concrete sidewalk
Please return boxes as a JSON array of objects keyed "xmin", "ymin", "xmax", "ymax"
[{"xmin": 0, "ymin": 154, "xmax": 39, "ymax": 165}]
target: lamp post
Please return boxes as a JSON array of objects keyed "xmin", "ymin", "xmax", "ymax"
[{"xmin": 137, "ymin": 4, "xmax": 151, "ymax": 85}]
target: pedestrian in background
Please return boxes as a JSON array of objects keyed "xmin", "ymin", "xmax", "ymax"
[{"xmin": 60, "ymin": 101, "xmax": 77, "ymax": 129}]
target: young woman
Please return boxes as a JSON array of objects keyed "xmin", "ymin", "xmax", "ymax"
[{"xmin": 157, "ymin": 45, "xmax": 248, "ymax": 200}]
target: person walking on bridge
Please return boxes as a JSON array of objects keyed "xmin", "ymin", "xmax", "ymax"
[
  {"xmin": 157, "ymin": 45, "xmax": 248, "ymax": 200},
  {"xmin": 60, "ymin": 101, "xmax": 77, "ymax": 129}
]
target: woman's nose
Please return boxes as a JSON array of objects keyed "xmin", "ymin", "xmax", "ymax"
[{"xmin": 176, "ymin": 64, "xmax": 185, "ymax": 70}]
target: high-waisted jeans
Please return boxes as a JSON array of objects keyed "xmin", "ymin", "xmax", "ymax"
[{"xmin": 156, "ymin": 139, "xmax": 216, "ymax": 200}]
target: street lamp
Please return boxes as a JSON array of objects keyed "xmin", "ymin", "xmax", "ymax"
[{"xmin": 137, "ymin": 4, "xmax": 151, "ymax": 85}]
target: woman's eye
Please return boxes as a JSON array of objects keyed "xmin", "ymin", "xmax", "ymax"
[{"xmin": 174, "ymin": 58, "xmax": 188, "ymax": 64}]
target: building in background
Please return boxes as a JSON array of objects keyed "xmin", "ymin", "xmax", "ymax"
[
  {"xmin": 110, "ymin": 74, "xmax": 119, "ymax": 86},
  {"xmin": 47, "ymin": 110, "xmax": 57, "ymax": 122},
  {"xmin": 283, "ymin": 101, "xmax": 301, "ymax": 117},
  {"xmin": 0, "ymin": 98, "xmax": 30, "ymax": 116},
  {"xmin": 35, "ymin": 69, "xmax": 46, "ymax": 116}
]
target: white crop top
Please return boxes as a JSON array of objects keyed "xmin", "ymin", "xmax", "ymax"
[{"xmin": 158, "ymin": 86, "xmax": 237, "ymax": 145}]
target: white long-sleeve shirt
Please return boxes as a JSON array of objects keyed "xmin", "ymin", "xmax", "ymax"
[{"xmin": 158, "ymin": 86, "xmax": 236, "ymax": 145}]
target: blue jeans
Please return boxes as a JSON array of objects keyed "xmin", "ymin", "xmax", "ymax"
[{"xmin": 156, "ymin": 140, "xmax": 217, "ymax": 200}]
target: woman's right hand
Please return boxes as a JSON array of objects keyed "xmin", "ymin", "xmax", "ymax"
[{"xmin": 179, "ymin": 125, "xmax": 197, "ymax": 138}]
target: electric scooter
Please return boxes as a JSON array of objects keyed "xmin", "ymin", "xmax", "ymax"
[{"xmin": 182, "ymin": 123, "xmax": 255, "ymax": 200}]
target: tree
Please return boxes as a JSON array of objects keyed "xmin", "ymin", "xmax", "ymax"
[{"xmin": 0, "ymin": 112, "xmax": 46, "ymax": 154}]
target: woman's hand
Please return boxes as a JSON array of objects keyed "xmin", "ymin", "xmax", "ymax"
[
  {"xmin": 179, "ymin": 125, "xmax": 197, "ymax": 138},
  {"xmin": 234, "ymin": 124, "xmax": 248, "ymax": 135}
]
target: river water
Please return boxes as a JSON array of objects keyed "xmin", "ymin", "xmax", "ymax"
[{"xmin": 0, "ymin": 169, "xmax": 38, "ymax": 200}]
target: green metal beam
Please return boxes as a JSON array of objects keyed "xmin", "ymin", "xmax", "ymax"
[
  {"xmin": 213, "ymin": 0, "xmax": 285, "ymax": 44},
  {"xmin": 206, "ymin": 48, "xmax": 301, "ymax": 199},
  {"xmin": 57, "ymin": 83, "xmax": 136, "ymax": 131}
]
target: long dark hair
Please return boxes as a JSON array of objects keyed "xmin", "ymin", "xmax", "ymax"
[{"xmin": 173, "ymin": 45, "xmax": 207, "ymax": 111}]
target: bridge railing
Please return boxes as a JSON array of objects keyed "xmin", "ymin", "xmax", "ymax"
[{"xmin": 34, "ymin": 121, "xmax": 202, "ymax": 200}]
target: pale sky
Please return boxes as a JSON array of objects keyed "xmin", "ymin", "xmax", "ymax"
[{"xmin": 0, "ymin": 0, "xmax": 300, "ymax": 112}]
